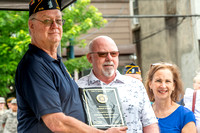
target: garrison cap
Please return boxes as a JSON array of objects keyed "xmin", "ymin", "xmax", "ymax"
[
  {"xmin": 7, "ymin": 97, "xmax": 15, "ymax": 103},
  {"xmin": 11, "ymin": 99, "xmax": 17, "ymax": 104},
  {"xmin": 0, "ymin": 97, "xmax": 5, "ymax": 103},
  {"xmin": 29, "ymin": 0, "xmax": 61, "ymax": 17},
  {"xmin": 124, "ymin": 63, "xmax": 141, "ymax": 74}
]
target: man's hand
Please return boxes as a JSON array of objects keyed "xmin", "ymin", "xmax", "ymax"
[{"xmin": 105, "ymin": 126, "xmax": 128, "ymax": 133}]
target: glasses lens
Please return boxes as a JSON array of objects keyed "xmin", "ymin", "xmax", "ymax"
[
  {"xmin": 97, "ymin": 52, "xmax": 108, "ymax": 57},
  {"xmin": 33, "ymin": 18, "xmax": 64, "ymax": 26},
  {"xmin": 43, "ymin": 20, "xmax": 52, "ymax": 26},
  {"xmin": 110, "ymin": 51, "xmax": 119, "ymax": 57},
  {"xmin": 90, "ymin": 51, "xmax": 119, "ymax": 57},
  {"xmin": 55, "ymin": 19, "xmax": 63, "ymax": 26}
]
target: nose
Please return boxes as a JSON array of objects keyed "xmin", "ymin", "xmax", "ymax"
[
  {"xmin": 160, "ymin": 82, "xmax": 167, "ymax": 88},
  {"xmin": 105, "ymin": 53, "xmax": 113, "ymax": 61}
]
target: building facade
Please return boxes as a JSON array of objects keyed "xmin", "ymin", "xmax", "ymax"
[
  {"xmin": 65, "ymin": 0, "xmax": 200, "ymax": 88},
  {"xmin": 137, "ymin": 0, "xmax": 200, "ymax": 88},
  {"xmin": 73, "ymin": 0, "xmax": 136, "ymax": 71}
]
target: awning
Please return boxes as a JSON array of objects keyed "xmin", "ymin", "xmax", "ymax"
[{"xmin": 0, "ymin": 0, "xmax": 76, "ymax": 11}]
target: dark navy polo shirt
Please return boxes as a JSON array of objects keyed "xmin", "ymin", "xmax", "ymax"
[{"xmin": 15, "ymin": 44, "xmax": 86, "ymax": 133}]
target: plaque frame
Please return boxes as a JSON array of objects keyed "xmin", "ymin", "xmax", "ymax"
[{"xmin": 79, "ymin": 87, "xmax": 126, "ymax": 130}]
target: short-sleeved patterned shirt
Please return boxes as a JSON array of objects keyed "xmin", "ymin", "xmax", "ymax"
[{"xmin": 77, "ymin": 70, "xmax": 158, "ymax": 133}]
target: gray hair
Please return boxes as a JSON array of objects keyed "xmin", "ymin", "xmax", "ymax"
[{"xmin": 193, "ymin": 74, "xmax": 200, "ymax": 83}]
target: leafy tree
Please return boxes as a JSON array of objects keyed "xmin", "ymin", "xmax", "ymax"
[
  {"xmin": 0, "ymin": 11, "xmax": 30, "ymax": 96},
  {"xmin": 0, "ymin": 0, "xmax": 106, "ymax": 96},
  {"xmin": 62, "ymin": 0, "xmax": 107, "ymax": 47},
  {"xmin": 62, "ymin": 0, "xmax": 107, "ymax": 73},
  {"xmin": 63, "ymin": 56, "xmax": 92, "ymax": 74}
]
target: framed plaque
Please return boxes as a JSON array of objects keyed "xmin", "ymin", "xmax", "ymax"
[{"xmin": 79, "ymin": 87, "xmax": 126, "ymax": 130}]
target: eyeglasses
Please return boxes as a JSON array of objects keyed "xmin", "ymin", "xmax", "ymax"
[
  {"xmin": 32, "ymin": 18, "xmax": 65, "ymax": 26},
  {"xmin": 89, "ymin": 51, "xmax": 119, "ymax": 57},
  {"xmin": 151, "ymin": 62, "xmax": 173, "ymax": 68}
]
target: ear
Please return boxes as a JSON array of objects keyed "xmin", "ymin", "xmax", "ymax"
[
  {"xmin": 28, "ymin": 20, "xmax": 34, "ymax": 31},
  {"xmin": 87, "ymin": 53, "xmax": 92, "ymax": 64}
]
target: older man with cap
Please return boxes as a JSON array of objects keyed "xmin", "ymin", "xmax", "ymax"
[
  {"xmin": 124, "ymin": 63, "xmax": 142, "ymax": 81},
  {"xmin": 15, "ymin": 0, "xmax": 127, "ymax": 133}
]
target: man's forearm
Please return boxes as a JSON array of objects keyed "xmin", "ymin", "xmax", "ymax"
[{"xmin": 42, "ymin": 112, "xmax": 127, "ymax": 133}]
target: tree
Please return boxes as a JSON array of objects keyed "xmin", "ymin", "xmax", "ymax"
[
  {"xmin": 0, "ymin": 0, "xmax": 107, "ymax": 96},
  {"xmin": 62, "ymin": 0, "xmax": 107, "ymax": 74},
  {"xmin": 63, "ymin": 56, "xmax": 92, "ymax": 74},
  {"xmin": 0, "ymin": 11, "xmax": 30, "ymax": 96},
  {"xmin": 62, "ymin": 0, "xmax": 107, "ymax": 47}
]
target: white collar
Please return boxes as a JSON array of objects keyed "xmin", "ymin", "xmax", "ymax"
[{"xmin": 88, "ymin": 69, "xmax": 125, "ymax": 85}]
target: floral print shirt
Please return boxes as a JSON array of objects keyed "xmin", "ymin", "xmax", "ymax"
[{"xmin": 77, "ymin": 70, "xmax": 158, "ymax": 133}]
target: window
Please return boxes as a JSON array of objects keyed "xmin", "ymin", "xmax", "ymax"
[{"xmin": 130, "ymin": 0, "xmax": 139, "ymax": 25}]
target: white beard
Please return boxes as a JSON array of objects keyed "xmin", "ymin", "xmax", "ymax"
[
  {"xmin": 102, "ymin": 61, "xmax": 115, "ymax": 77},
  {"xmin": 103, "ymin": 68, "xmax": 114, "ymax": 77}
]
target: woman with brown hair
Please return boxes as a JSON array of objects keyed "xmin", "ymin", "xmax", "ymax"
[{"xmin": 145, "ymin": 62, "xmax": 196, "ymax": 133}]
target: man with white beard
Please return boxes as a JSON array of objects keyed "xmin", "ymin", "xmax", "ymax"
[{"xmin": 77, "ymin": 36, "xmax": 160, "ymax": 133}]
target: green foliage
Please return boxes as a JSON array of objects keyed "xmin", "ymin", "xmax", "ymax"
[
  {"xmin": 62, "ymin": 0, "xmax": 106, "ymax": 74},
  {"xmin": 64, "ymin": 56, "xmax": 92, "ymax": 74},
  {"xmin": 61, "ymin": 0, "xmax": 107, "ymax": 47},
  {"xmin": 0, "ymin": 11, "xmax": 30, "ymax": 96},
  {"xmin": 0, "ymin": 0, "xmax": 106, "ymax": 96}
]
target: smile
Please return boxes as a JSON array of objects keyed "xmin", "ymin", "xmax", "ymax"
[{"xmin": 158, "ymin": 89, "xmax": 168, "ymax": 94}]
